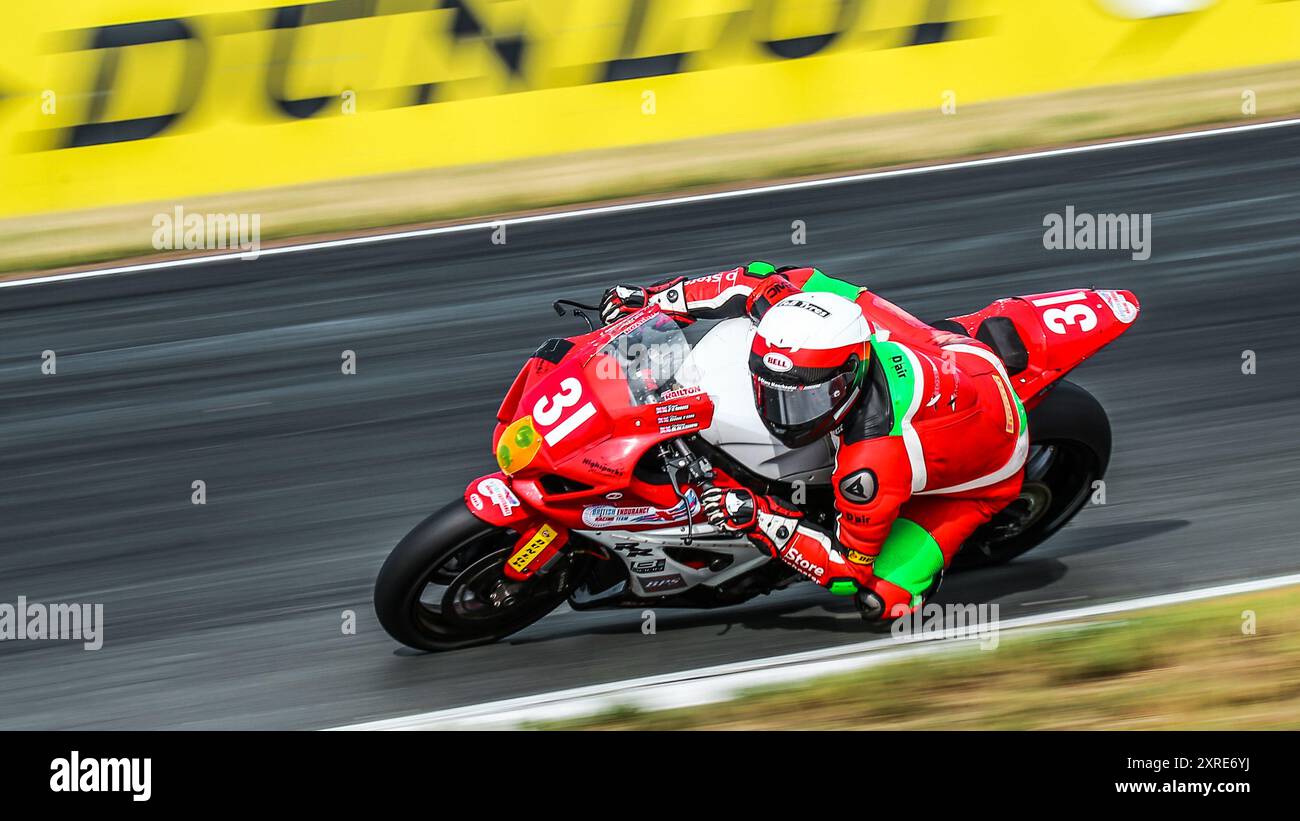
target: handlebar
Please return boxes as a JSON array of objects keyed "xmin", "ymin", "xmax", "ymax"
[
  {"xmin": 659, "ymin": 437, "xmax": 718, "ymax": 545},
  {"xmin": 551, "ymin": 299, "xmax": 600, "ymax": 332},
  {"xmin": 667, "ymin": 437, "xmax": 715, "ymax": 493}
]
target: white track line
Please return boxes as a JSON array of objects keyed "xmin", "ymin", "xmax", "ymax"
[
  {"xmin": 6, "ymin": 117, "xmax": 1300, "ymax": 291},
  {"xmin": 332, "ymin": 572, "xmax": 1300, "ymax": 730}
]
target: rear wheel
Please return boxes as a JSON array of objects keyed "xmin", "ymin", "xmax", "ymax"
[
  {"xmin": 374, "ymin": 502, "xmax": 588, "ymax": 651},
  {"xmin": 952, "ymin": 379, "xmax": 1110, "ymax": 569},
  {"xmin": 952, "ymin": 439, "xmax": 1098, "ymax": 569}
]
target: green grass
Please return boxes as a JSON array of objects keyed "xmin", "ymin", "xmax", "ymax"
[{"xmin": 537, "ymin": 586, "xmax": 1300, "ymax": 730}]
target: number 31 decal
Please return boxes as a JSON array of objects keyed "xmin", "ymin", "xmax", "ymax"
[
  {"xmin": 1032, "ymin": 292, "xmax": 1097, "ymax": 335},
  {"xmin": 533, "ymin": 377, "xmax": 597, "ymax": 446}
]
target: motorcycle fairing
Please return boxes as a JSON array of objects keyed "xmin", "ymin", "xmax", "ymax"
[
  {"xmin": 945, "ymin": 288, "xmax": 1141, "ymax": 407},
  {"xmin": 471, "ymin": 307, "xmax": 719, "ymax": 537}
]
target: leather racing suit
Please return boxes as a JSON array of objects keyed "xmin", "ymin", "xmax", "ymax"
[{"xmin": 609, "ymin": 262, "xmax": 1027, "ymax": 618}]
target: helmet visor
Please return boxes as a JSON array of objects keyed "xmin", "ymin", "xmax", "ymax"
[
  {"xmin": 749, "ymin": 352, "xmax": 861, "ymax": 447},
  {"xmin": 752, "ymin": 370, "xmax": 855, "ymax": 426}
]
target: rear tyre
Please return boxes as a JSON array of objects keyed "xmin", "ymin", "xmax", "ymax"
[
  {"xmin": 374, "ymin": 501, "xmax": 587, "ymax": 651},
  {"xmin": 952, "ymin": 440, "xmax": 1099, "ymax": 569},
  {"xmin": 952, "ymin": 380, "xmax": 1110, "ymax": 569}
]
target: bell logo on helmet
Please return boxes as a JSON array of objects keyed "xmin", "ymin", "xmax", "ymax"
[{"xmin": 763, "ymin": 352, "xmax": 793, "ymax": 372}]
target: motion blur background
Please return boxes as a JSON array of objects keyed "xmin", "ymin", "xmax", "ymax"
[
  {"xmin": 1, "ymin": 1, "xmax": 1299, "ymax": 729},
  {"xmin": 1, "ymin": 0, "xmax": 1298, "ymax": 270}
]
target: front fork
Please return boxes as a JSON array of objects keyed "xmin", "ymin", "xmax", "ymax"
[
  {"xmin": 464, "ymin": 437, "xmax": 717, "ymax": 581},
  {"xmin": 657, "ymin": 438, "xmax": 717, "ymax": 545},
  {"xmin": 463, "ymin": 473, "xmax": 570, "ymax": 581}
]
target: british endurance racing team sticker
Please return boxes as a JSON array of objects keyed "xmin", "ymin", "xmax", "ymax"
[{"xmin": 581, "ymin": 490, "xmax": 700, "ymax": 528}]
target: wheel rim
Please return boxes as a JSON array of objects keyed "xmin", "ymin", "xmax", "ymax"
[
  {"xmin": 962, "ymin": 441, "xmax": 1097, "ymax": 562},
  {"xmin": 441, "ymin": 549, "xmax": 528, "ymax": 622},
  {"xmin": 989, "ymin": 480, "xmax": 1053, "ymax": 540},
  {"xmin": 409, "ymin": 530, "xmax": 566, "ymax": 638}
]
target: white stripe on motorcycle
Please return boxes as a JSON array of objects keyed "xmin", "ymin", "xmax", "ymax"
[{"xmin": 543, "ymin": 401, "xmax": 596, "ymax": 446}]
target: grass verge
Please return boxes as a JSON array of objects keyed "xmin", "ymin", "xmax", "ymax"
[
  {"xmin": 536, "ymin": 585, "xmax": 1300, "ymax": 730},
  {"xmin": 3, "ymin": 61, "xmax": 1299, "ymax": 277}
]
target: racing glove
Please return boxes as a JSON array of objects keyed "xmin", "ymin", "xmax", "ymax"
[
  {"xmin": 700, "ymin": 487, "xmax": 802, "ymax": 556},
  {"xmin": 704, "ymin": 487, "xmax": 913, "ymax": 615},
  {"xmin": 599, "ymin": 277, "xmax": 690, "ymax": 325}
]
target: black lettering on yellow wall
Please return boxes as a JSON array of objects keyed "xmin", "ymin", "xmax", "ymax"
[
  {"xmin": 33, "ymin": 0, "xmax": 973, "ymax": 150},
  {"xmin": 409, "ymin": 0, "xmax": 530, "ymax": 107},
  {"xmin": 910, "ymin": 0, "xmax": 953, "ymax": 46},
  {"xmin": 601, "ymin": 0, "xmax": 686, "ymax": 83},
  {"xmin": 755, "ymin": 0, "xmax": 859, "ymax": 60},
  {"xmin": 267, "ymin": 1, "xmax": 376, "ymax": 120},
  {"xmin": 447, "ymin": 0, "xmax": 526, "ymax": 77},
  {"xmin": 67, "ymin": 19, "xmax": 207, "ymax": 148}
]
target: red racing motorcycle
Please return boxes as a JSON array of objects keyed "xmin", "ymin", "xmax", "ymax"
[{"xmin": 375, "ymin": 287, "xmax": 1140, "ymax": 651}]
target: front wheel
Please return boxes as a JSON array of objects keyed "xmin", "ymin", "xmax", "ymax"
[{"xmin": 374, "ymin": 501, "xmax": 587, "ymax": 651}]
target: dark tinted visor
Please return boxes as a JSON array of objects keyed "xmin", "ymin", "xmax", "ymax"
[{"xmin": 751, "ymin": 369, "xmax": 856, "ymax": 427}]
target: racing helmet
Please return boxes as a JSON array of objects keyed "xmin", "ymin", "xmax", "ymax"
[{"xmin": 748, "ymin": 292, "xmax": 872, "ymax": 449}]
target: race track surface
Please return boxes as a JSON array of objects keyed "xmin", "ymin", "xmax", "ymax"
[{"xmin": 2, "ymin": 125, "xmax": 1299, "ymax": 729}]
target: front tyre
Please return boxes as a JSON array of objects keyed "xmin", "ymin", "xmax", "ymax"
[{"xmin": 374, "ymin": 501, "xmax": 586, "ymax": 651}]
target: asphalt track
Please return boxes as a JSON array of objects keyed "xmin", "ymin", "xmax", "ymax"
[{"xmin": 3, "ymin": 124, "xmax": 1299, "ymax": 729}]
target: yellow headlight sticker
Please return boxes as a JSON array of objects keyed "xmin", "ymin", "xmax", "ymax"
[
  {"xmin": 508, "ymin": 524, "xmax": 557, "ymax": 572},
  {"xmin": 496, "ymin": 415, "xmax": 541, "ymax": 475}
]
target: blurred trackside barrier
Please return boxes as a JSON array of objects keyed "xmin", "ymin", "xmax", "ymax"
[{"xmin": 1, "ymin": 0, "xmax": 1298, "ymax": 219}]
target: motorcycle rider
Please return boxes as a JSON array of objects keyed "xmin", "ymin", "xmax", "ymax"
[{"xmin": 600, "ymin": 262, "xmax": 1027, "ymax": 620}]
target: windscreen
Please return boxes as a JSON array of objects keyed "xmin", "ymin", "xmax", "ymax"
[{"xmin": 595, "ymin": 310, "xmax": 698, "ymax": 406}]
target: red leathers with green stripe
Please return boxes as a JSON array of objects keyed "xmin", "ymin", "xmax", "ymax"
[{"xmin": 645, "ymin": 262, "xmax": 1027, "ymax": 618}]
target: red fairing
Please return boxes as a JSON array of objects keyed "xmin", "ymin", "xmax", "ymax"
[
  {"xmin": 944, "ymin": 288, "xmax": 1140, "ymax": 406},
  {"xmin": 496, "ymin": 341, "xmax": 573, "ymax": 426},
  {"xmin": 482, "ymin": 308, "xmax": 719, "ymax": 538},
  {"xmin": 464, "ymin": 472, "xmax": 536, "ymax": 528}
]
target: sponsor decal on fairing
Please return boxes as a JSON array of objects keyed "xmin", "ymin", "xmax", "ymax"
[
  {"xmin": 1096, "ymin": 289, "xmax": 1138, "ymax": 324},
  {"xmin": 477, "ymin": 477, "xmax": 520, "ymax": 517},
  {"xmin": 581, "ymin": 489, "xmax": 701, "ymax": 528}
]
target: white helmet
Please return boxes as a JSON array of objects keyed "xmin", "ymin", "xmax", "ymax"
[{"xmin": 748, "ymin": 292, "xmax": 872, "ymax": 448}]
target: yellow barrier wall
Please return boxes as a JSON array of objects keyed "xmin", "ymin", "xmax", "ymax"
[{"xmin": 1, "ymin": 0, "xmax": 1297, "ymax": 217}]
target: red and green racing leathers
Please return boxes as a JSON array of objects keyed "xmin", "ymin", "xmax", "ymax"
[{"xmin": 609, "ymin": 262, "xmax": 1028, "ymax": 619}]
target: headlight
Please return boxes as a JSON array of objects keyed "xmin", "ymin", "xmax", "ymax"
[{"xmin": 496, "ymin": 416, "xmax": 541, "ymax": 475}]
